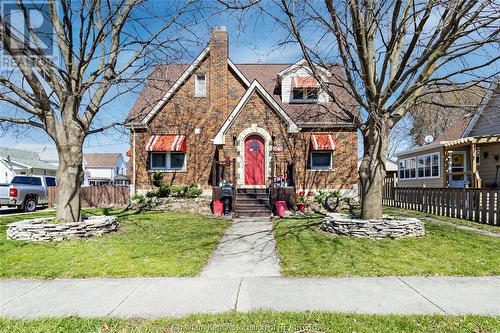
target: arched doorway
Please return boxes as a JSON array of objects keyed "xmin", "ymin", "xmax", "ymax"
[{"xmin": 244, "ymin": 134, "xmax": 265, "ymax": 185}]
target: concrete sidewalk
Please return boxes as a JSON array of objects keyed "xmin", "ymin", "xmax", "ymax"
[
  {"xmin": 1, "ymin": 276, "xmax": 499, "ymax": 318},
  {"xmin": 200, "ymin": 217, "xmax": 281, "ymax": 277}
]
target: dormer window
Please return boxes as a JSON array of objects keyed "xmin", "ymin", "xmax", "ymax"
[
  {"xmin": 292, "ymin": 88, "xmax": 319, "ymax": 102},
  {"xmin": 290, "ymin": 76, "xmax": 319, "ymax": 103}
]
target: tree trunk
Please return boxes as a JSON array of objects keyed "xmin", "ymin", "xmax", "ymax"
[
  {"xmin": 359, "ymin": 118, "xmax": 389, "ymax": 220},
  {"xmin": 55, "ymin": 142, "xmax": 84, "ymax": 223}
]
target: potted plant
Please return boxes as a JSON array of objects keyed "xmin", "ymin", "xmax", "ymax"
[{"xmin": 296, "ymin": 192, "xmax": 306, "ymax": 212}]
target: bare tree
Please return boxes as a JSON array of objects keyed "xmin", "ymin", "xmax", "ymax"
[
  {"xmin": 231, "ymin": 0, "xmax": 499, "ymax": 219},
  {"xmin": 0, "ymin": 0, "xmax": 202, "ymax": 222},
  {"xmin": 409, "ymin": 83, "xmax": 487, "ymax": 144}
]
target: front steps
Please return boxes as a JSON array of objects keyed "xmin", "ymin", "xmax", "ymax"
[{"xmin": 234, "ymin": 188, "xmax": 272, "ymax": 217}]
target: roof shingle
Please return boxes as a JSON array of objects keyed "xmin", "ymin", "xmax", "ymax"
[
  {"xmin": 84, "ymin": 153, "xmax": 121, "ymax": 168},
  {"xmin": 125, "ymin": 61, "xmax": 357, "ymax": 127}
]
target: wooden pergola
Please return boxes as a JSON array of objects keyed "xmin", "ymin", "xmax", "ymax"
[{"xmin": 443, "ymin": 135, "xmax": 500, "ymax": 188}]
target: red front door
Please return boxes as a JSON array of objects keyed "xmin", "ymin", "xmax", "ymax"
[{"xmin": 244, "ymin": 134, "xmax": 265, "ymax": 185}]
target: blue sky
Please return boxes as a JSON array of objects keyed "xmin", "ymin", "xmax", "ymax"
[
  {"xmin": 0, "ymin": 6, "xmax": 304, "ymax": 157},
  {"xmin": 1, "ymin": 1, "xmax": 497, "ymax": 159}
]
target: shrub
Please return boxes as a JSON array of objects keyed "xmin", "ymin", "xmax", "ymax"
[
  {"xmin": 186, "ymin": 186, "xmax": 203, "ymax": 198},
  {"xmin": 157, "ymin": 184, "xmax": 171, "ymax": 197},
  {"xmin": 314, "ymin": 190, "xmax": 342, "ymax": 212},
  {"xmin": 145, "ymin": 190, "xmax": 158, "ymax": 198},
  {"xmin": 344, "ymin": 196, "xmax": 357, "ymax": 214},
  {"xmin": 130, "ymin": 193, "xmax": 145, "ymax": 205},
  {"xmin": 152, "ymin": 172, "xmax": 166, "ymax": 188},
  {"xmin": 170, "ymin": 184, "xmax": 189, "ymax": 197}
]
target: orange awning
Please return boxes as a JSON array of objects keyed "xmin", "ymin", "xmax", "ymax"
[
  {"xmin": 291, "ymin": 76, "xmax": 319, "ymax": 89},
  {"xmin": 311, "ymin": 133, "xmax": 336, "ymax": 150},
  {"xmin": 145, "ymin": 135, "xmax": 186, "ymax": 152}
]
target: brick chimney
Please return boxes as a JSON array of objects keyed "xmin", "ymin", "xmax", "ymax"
[{"xmin": 209, "ymin": 26, "xmax": 228, "ymax": 117}]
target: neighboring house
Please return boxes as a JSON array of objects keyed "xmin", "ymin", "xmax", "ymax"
[
  {"xmin": 13, "ymin": 143, "xmax": 59, "ymax": 166},
  {"xmin": 83, "ymin": 153, "xmax": 129, "ymax": 186},
  {"xmin": 395, "ymin": 80, "xmax": 500, "ymax": 188},
  {"xmin": 125, "ymin": 27, "xmax": 358, "ymax": 194},
  {"xmin": 0, "ymin": 147, "xmax": 57, "ymax": 183}
]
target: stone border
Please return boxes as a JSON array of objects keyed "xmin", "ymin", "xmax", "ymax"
[
  {"xmin": 320, "ymin": 213, "xmax": 425, "ymax": 239},
  {"xmin": 7, "ymin": 216, "xmax": 119, "ymax": 242}
]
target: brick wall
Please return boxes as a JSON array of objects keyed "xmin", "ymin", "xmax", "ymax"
[{"xmin": 220, "ymin": 90, "xmax": 358, "ymax": 190}]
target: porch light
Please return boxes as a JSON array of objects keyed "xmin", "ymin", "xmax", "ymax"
[
  {"xmin": 232, "ymin": 133, "xmax": 237, "ymax": 145},
  {"xmin": 272, "ymin": 134, "xmax": 276, "ymax": 143}
]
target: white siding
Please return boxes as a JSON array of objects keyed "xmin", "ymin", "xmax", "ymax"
[
  {"xmin": 0, "ymin": 160, "xmax": 15, "ymax": 183},
  {"xmin": 87, "ymin": 167, "xmax": 114, "ymax": 179},
  {"xmin": 281, "ymin": 66, "xmax": 330, "ymax": 103}
]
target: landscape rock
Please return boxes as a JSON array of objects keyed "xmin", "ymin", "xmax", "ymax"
[
  {"xmin": 150, "ymin": 196, "xmax": 213, "ymax": 215},
  {"xmin": 6, "ymin": 216, "xmax": 119, "ymax": 242},
  {"xmin": 320, "ymin": 213, "xmax": 425, "ymax": 239}
]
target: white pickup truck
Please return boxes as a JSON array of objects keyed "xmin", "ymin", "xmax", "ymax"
[{"xmin": 0, "ymin": 175, "xmax": 57, "ymax": 212}]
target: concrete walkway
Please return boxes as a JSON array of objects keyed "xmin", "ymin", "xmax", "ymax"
[
  {"xmin": 1, "ymin": 276, "xmax": 499, "ymax": 318},
  {"xmin": 200, "ymin": 217, "xmax": 281, "ymax": 277}
]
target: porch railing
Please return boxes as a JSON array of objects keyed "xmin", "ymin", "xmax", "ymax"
[{"xmin": 270, "ymin": 158, "xmax": 295, "ymax": 189}]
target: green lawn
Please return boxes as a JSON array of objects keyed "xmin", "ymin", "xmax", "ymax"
[
  {"xmin": 0, "ymin": 312, "xmax": 498, "ymax": 333},
  {"xmin": 274, "ymin": 215, "xmax": 500, "ymax": 277},
  {"xmin": 0, "ymin": 208, "xmax": 230, "ymax": 278},
  {"xmin": 383, "ymin": 206, "xmax": 500, "ymax": 234}
]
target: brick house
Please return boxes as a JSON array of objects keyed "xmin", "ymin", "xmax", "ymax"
[{"xmin": 125, "ymin": 27, "xmax": 358, "ymax": 208}]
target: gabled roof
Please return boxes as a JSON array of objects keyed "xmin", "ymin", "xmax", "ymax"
[
  {"xmin": 433, "ymin": 82, "xmax": 497, "ymax": 142},
  {"xmin": 140, "ymin": 46, "xmax": 210, "ymax": 125},
  {"xmin": 236, "ymin": 63, "xmax": 356, "ymax": 126},
  {"xmin": 277, "ymin": 59, "xmax": 330, "ymax": 77},
  {"xmin": 0, "ymin": 147, "xmax": 58, "ymax": 170},
  {"xmin": 213, "ymin": 80, "xmax": 299, "ymax": 144},
  {"xmin": 84, "ymin": 153, "xmax": 122, "ymax": 168},
  {"xmin": 125, "ymin": 56, "xmax": 356, "ymax": 127},
  {"xmin": 464, "ymin": 80, "xmax": 499, "ymax": 137},
  {"xmin": 126, "ymin": 64, "xmax": 190, "ymax": 124}
]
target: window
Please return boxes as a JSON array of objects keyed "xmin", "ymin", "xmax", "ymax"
[
  {"xmin": 399, "ymin": 153, "xmax": 439, "ymax": 179},
  {"xmin": 116, "ymin": 167, "xmax": 120, "ymax": 175},
  {"xmin": 150, "ymin": 152, "xmax": 186, "ymax": 171},
  {"xmin": 170, "ymin": 152, "xmax": 185, "ymax": 170},
  {"xmin": 291, "ymin": 88, "xmax": 319, "ymax": 102},
  {"xmin": 310, "ymin": 151, "xmax": 332, "ymax": 170},
  {"xmin": 417, "ymin": 156, "xmax": 425, "ymax": 178},
  {"xmin": 195, "ymin": 74, "xmax": 206, "ymax": 96},
  {"xmin": 151, "ymin": 153, "xmax": 167, "ymax": 169},
  {"xmin": 307, "ymin": 88, "xmax": 318, "ymax": 100},
  {"xmin": 399, "ymin": 158, "xmax": 416, "ymax": 179},
  {"xmin": 432, "ymin": 154, "xmax": 439, "ymax": 177},
  {"xmin": 292, "ymin": 88, "xmax": 303, "ymax": 100},
  {"xmin": 11, "ymin": 176, "xmax": 32, "ymax": 184},
  {"xmin": 46, "ymin": 177, "xmax": 56, "ymax": 187},
  {"xmin": 30, "ymin": 177, "xmax": 42, "ymax": 186},
  {"xmin": 399, "ymin": 160, "xmax": 406, "ymax": 179}
]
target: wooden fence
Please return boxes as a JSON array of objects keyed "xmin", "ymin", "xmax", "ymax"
[
  {"xmin": 383, "ymin": 181, "xmax": 499, "ymax": 225},
  {"xmin": 48, "ymin": 185, "xmax": 130, "ymax": 208}
]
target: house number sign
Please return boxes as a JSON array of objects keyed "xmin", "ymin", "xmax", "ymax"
[{"xmin": 272, "ymin": 145, "xmax": 284, "ymax": 153}]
